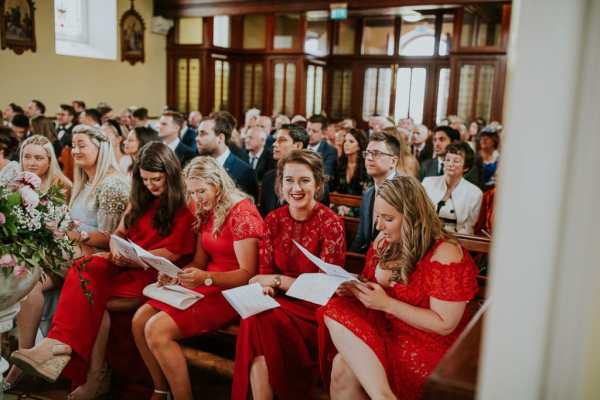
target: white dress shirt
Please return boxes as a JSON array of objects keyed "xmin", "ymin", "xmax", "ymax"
[
  {"xmin": 165, "ymin": 137, "xmax": 180, "ymax": 152},
  {"xmin": 215, "ymin": 148, "xmax": 231, "ymax": 167},
  {"xmin": 248, "ymin": 148, "xmax": 264, "ymax": 169}
]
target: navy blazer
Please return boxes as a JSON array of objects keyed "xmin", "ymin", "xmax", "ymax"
[
  {"xmin": 174, "ymin": 142, "xmax": 197, "ymax": 168},
  {"xmin": 420, "ymin": 157, "xmax": 443, "ymax": 180},
  {"xmin": 223, "ymin": 152, "xmax": 259, "ymax": 200},
  {"xmin": 316, "ymin": 140, "xmax": 338, "ymax": 178},
  {"xmin": 181, "ymin": 127, "xmax": 197, "ymax": 152}
]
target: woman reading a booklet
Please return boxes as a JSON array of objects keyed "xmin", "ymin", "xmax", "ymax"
[
  {"xmin": 318, "ymin": 176, "xmax": 479, "ymax": 400},
  {"xmin": 11, "ymin": 142, "xmax": 195, "ymax": 400},
  {"xmin": 132, "ymin": 156, "xmax": 264, "ymax": 400},
  {"xmin": 231, "ymin": 150, "xmax": 346, "ymax": 400}
]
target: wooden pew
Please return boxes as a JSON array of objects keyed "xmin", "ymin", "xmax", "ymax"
[{"xmin": 329, "ymin": 192, "xmax": 362, "ymax": 246}]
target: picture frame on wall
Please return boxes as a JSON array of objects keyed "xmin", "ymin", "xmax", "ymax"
[
  {"xmin": 120, "ymin": 3, "xmax": 145, "ymax": 65},
  {"xmin": 1, "ymin": 0, "xmax": 37, "ymax": 55}
]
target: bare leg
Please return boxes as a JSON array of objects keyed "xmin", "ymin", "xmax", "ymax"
[
  {"xmin": 145, "ymin": 312, "xmax": 192, "ymax": 400},
  {"xmin": 249, "ymin": 355, "xmax": 273, "ymax": 400},
  {"xmin": 132, "ymin": 304, "xmax": 170, "ymax": 398},
  {"xmin": 330, "ymin": 354, "xmax": 368, "ymax": 400},
  {"xmin": 68, "ymin": 311, "xmax": 111, "ymax": 400},
  {"xmin": 325, "ymin": 317, "xmax": 396, "ymax": 400}
]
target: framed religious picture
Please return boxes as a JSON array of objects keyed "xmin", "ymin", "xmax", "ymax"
[
  {"xmin": 1, "ymin": 0, "xmax": 37, "ymax": 54},
  {"xmin": 120, "ymin": 3, "xmax": 145, "ymax": 65}
]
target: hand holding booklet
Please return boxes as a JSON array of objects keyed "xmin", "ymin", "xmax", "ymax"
[
  {"xmin": 143, "ymin": 283, "xmax": 203, "ymax": 310},
  {"xmin": 285, "ymin": 241, "xmax": 362, "ymax": 306},
  {"xmin": 222, "ymin": 283, "xmax": 280, "ymax": 319},
  {"xmin": 110, "ymin": 235, "xmax": 181, "ymax": 277}
]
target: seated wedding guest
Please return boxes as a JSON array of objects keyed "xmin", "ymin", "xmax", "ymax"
[
  {"xmin": 307, "ymin": 114, "xmax": 338, "ymax": 178},
  {"xmin": 72, "ymin": 100, "xmax": 86, "ymax": 115},
  {"xmin": 133, "ymin": 156, "xmax": 264, "ymax": 400},
  {"xmin": 420, "ymin": 125, "xmax": 460, "ymax": 180},
  {"xmin": 232, "ymin": 149, "xmax": 346, "ymax": 400},
  {"xmin": 274, "ymin": 114, "xmax": 290, "ymax": 130},
  {"xmin": 197, "ymin": 115, "xmax": 259, "ymax": 200},
  {"xmin": 79, "ymin": 108, "xmax": 102, "ymax": 128},
  {"xmin": 423, "ymin": 142, "xmax": 483, "ymax": 234},
  {"xmin": 384, "ymin": 127, "xmax": 419, "ymax": 178},
  {"xmin": 181, "ymin": 111, "xmax": 202, "ymax": 152},
  {"xmin": 11, "ymin": 113, "xmax": 30, "ymax": 142},
  {"xmin": 132, "ymin": 107, "xmax": 151, "ymax": 129},
  {"xmin": 477, "ymin": 127, "xmax": 500, "ymax": 189},
  {"xmin": 97, "ymin": 104, "xmax": 113, "ymax": 124},
  {"xmin": 411, "ymin": 124, "xmax": 433, "ymax": 163},
  {"xmin": 102, "ymin": 119, "xmax": 129, "ymax": 173},
  {"xmin": 30, "ymin": 116, "xmax": 62, "ymax": 158},
  {"xmin": 350, "ymin": 131, "xmax": 400, "ymax": 253},
  {"xmin": 259, "ymin": 124, "xmax": 308, "ymax": 216},
  {"xmin": 368, "ymin": 115, "xmax": 394, "ymax": 136},
  {"xmin": 291, "ymin": 114, "xmax": 307, "ymax": 129},
  {"xmin": 3, "ymin": 103, "xmax": 23, "ymax": 126},
  {"xmin": 340, "ymin": 118, "xmax": 356, "ymax": 129},
  {"xmin": 212, "ymin": 110, "xmax": 247, "ymax": 161},
  {"xmin": 0, "ymin": 127, "xmax": 20, "ymax": 184},
  {"xmin": 56, "ymin": 104, "xmax": 76, "ymax": 149},
  {"xmin": 26, "ymin": 99, "xmax": 46, "ymax": 119},
  {"xmin": 11, "ymin": 142, "xmax": 194, "ymax": 399},
  {"xmin": 333, "ymin": 126, "xmax": 346, "ymax": 158},
  {"xmin": 245, "ymin": 126, "xmax": 274, "ymax": 182},
  {"xmin": 333, "ymin": 128, "xmax": 369, "ymax": 196},
  {"xmin": 158, "ymin": 111, "xmax": 196, "ymax": 167},
  {"xmin": 257, "ymin": 115, "xmax": 275, "ymax": 152},
  {"xmin": 468, "ymin": 118, "xmax": 486, "ymax": 143},
  {"xmin": 398, "ymin": 117, "xmax": 414, "ymax": 131},
  {"xmin": 119, "ymin": 108, "xmax": 134, "ymax": 131},
  {"xmin": 123, "ymin": 126, "xmax": 160, "ymax": 174},
  {"xmin": 319, "ymin": 176, "xmax": 479, "ymax": 400},
  {"xmin": 20, "ymin": 135, "xmax": 72, "ymax": 196}
]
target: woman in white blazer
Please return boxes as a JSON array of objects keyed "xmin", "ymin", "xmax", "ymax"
[{"xmin": 422, "ymin": 142, "xmax": 483, "ymax": 234}]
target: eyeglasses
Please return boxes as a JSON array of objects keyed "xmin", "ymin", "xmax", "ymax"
[{"xmin": 362, "ymin": 150, "xmax": 395, "ymax": 160}]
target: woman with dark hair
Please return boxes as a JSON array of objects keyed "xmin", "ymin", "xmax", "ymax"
[
  {"xmin": 476, "ymin": 128, "xmax": 500, "ymax": 189},
  {"xmin": 30, "ymin": 116, "xmax": 62, "ymax": 158},
  {"xmin": 333, "ymin": 128, "xmax": 369, "ymax": 196},
  {"xmin": 318, "ymin": 176, "xmax": 479, "ymax": 400},
  {"xmin": 11, "ymin": 142, "xmax": 195, "ymax": 400},
  {"xmin": 133, "ymin": 156, "xmax": 263, "ymax": 400},
  {"xmin": 101, "ymin": 119, "xmax": 128, "ymax": 173},
  {"xmin": 0, "ymin": 127, "xmax": 20, "ymax": 185},
  {"xmin": 123, "ymin": 126, "xmax": 160, "ymax": 173},
  {"xmin": 232, "ymin": 149, "xmax": 346, "ymax": 400}
]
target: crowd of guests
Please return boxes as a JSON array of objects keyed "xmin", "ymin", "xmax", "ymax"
[{"xmin": 0, "ymin": 99, "xmax": 497, "ymax": 400}]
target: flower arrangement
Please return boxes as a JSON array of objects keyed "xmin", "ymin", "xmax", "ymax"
[{"xmin": 0, "ymin": 172, "xmax": 75, "ymax": 282}]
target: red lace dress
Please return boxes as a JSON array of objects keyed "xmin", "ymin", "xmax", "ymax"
[
  {"xmin": 147, "ymin": 198, "xmax": 264, "ymax": 337},
  {"xmin": 48, "ymin": 201, "xmax": 195, "ymax": 384},
  {"xmin": 232, "ymin": 203, "xmax": 346, "ymax": 400},
  {"xmin": 318, "ymin": 240, "xmax": 479, "ymax": 400}
]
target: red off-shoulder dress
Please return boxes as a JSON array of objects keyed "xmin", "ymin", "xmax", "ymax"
[
  {"xmin": 147, "ymin": 198, "xmax": 264, "ymax": 337},
  {"xmin": 231, "ymin": 203, "xmax": 346, "ymax": 400},
  {"xmin": 318, "ymin": 240, "xmax": 479, "ymax": 400}
]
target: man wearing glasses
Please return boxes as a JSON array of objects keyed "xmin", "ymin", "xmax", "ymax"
[{"xmin": 350, "ymin": 130, "xmax": 400, "ymax": 253}]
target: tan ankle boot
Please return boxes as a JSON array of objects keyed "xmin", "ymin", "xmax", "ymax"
[{"xmin": 10, "ymin": 338, "xmax": 72, "ymax": 383}]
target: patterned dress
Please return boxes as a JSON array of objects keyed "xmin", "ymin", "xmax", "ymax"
[{"xmin": 318, "ymin": 241, "xmax": 479, "ymax": 400}]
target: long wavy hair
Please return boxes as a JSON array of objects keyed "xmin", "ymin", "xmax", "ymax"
[
  {"xmin": 20, "ymin": 135, "xmax": 72, "ymax": 193},
  {"xmin": 125, "ymin": 142, "xmax": 185, "ymax": 237},
  {"xmin": 69, "ymin": 125, "xmax": 122, "ymax": 208},
  {"xmin": 183, "ymin": 156, "xmax": 248, "ymax": 236},
  {"xmin": 376, "ymin": 176, "xmax": 456, "ymax": 283}
]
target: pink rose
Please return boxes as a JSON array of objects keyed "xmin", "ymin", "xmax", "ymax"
[
  {"xmin": 0, "ymin": 212, "xmax": 5, "ymax": 225},
  {"xmin": 13, "ymin": 264, "xmax": 28, "ymax": 278},
  {"xmin": 19, "ymin": 172, "xmax": 42, "ymax": 190},
  {"xmin": 0, "ymin": 254, "xmax": 17, "ymax": 268},
  {"xmin": 19, "ymin": 186, "xmax": 40, "ymax": 208}
]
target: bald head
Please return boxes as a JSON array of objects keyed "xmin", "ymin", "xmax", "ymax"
[
  {"xmin": 245, "ymin": 126, "xmax": 267, "ymax": 153},
  {"xmin": 256, "ymin": 116, "xmax": 272, "ymax": 134},
  {"xmin": 188, "ymin": 111, "xmax": 202, "ymax": 128}
]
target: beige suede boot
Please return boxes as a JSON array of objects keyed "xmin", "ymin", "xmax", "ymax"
[{"xmin": 10, "ymin": 338, "xmax": 72, "ymax": 382}]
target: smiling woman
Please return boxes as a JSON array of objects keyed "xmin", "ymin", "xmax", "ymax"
[{"xmin": 20, "ymin": 135, "xmax": 72, "ymax": 196}]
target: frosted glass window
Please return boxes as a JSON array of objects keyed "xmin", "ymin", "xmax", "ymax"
[
  {"xmin": 362, "ymin": 18, "xmax": 394, "ymax": 56},
  {"xmin": 476, "ymin": 65, "xmax": 495, "ymax": 121},
  {"xmin": 399, "ymin": 15, "xmax": 436, "ymax": 56},
  {"xmin": 243, "ymin": 15, "xmax": 266, "ymax": 49},
  {"xmin": 305, "ymin": 19, "xmax": 328, "ymax": 56},
  {"xmin": 178, "ymin": 18, "xmax": 203, "ymax": 44},
  {"xmin": 214, "ymin": 60, "xmax": 230, "ymax": 111},
  {"xmin": 213, "ymin": 16, "xmax": 230, "ymax": 48},
  {"xmin": 331, "ymin": 69, "xmax": 352, "ymax": 119},
  {"xmin": 457, "ymin": 65, "xmax": 476, "ymax": 121},
  {"xmin": 306, "ymin": 65, "xmax": 324, "ymax": 116},
  {"xmin": 177, "ymin": 59, "xmax": 188, "ymax": 112},
  {"xmin": 285, "ymin": 64, "xmax": 296, "ymax": 116},
  {"xmin": 273, "ymin": 62, "xmax": 296, "ymax": 115},
  {"xmin": 394, "ymin": 68, "xmax": 426, "ymax": 124},
  {"xmin": 436, "ymin": 68, "xmax": 450, "ymax": 124},
  {"xmin": 460, "ymin": 5, "xmax": 502, "ymax": 48},
  {"xmin": 333, "ymin": 20, "xmax": 355, "ymax": 55},
  {"xmin": 243, "ymin": 64, "xmax": 264, "ymax": 110},
  {"xmin": 188, "ymin": 59, "xmax": 201, "ymax": 112},
  {"xmin": 274, "ymin": 14, "xmax": 300, "ymax": 49},
  {"xmin": 362, "ymin": 67, "xmax": 392, "ymax": 120},
  {"xmin": 273, "ymin": 63, "xmax": 285, "ymax": 115}
]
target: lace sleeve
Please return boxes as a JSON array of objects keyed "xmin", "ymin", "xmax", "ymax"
[
  {"xmin": 423, "ymin": 256, "xmax": 479, "ymax": 302},
  {"xmin": 230, "ymin": 202, "xmax": 264, "ymax": 241},
  {"xmin": 318, "ymin": 211, "xmax": 347, "ymax": 267},
  {"xmin": 95, "ymin": 176, "xmax": 129, "ymax": 233},
  {"xmin": 258, "ymin": 214, "xmax": 276, "ymax": 274}
]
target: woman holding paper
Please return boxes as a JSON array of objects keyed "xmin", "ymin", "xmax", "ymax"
[
  {"xmin": 318, "ymin": 176, "xmax": 479, "ymax": 400},
  {"xmin": 11, "ymin": 142, "xmax": 195, "ymax": 400},
  {"xmin": 232, "ymin": 149, "xmax": 346, "ymax": 400},
  {"xmin": 132, "ymin": 156, "xmax": 264, "ymax": 400}
]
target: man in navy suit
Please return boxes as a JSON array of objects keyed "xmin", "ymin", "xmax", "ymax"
[
  {"xmin": 181, "ymin": 111, "xmax": 202, "ymax": 152},
  {"xmin": 419, "ymin": 126, "xmax": 460, "ymax": 180},
  {"xmin": 306, "ymin": 114, "xmax": 338, "ymax": 178},
  {"xmin": 196, "ymin": 115, "xmax": 258, "ymax": 200},
  {"xmin": 245, "ymin": 126, "xmax": 275, "ymax": 182},
  {"xmin": 158, "ymin": 111, "xmax": 197, "ymax": 168},
  {"xmin": 350, "ymin": 130, "xmax": 401, "ymax": 254}
]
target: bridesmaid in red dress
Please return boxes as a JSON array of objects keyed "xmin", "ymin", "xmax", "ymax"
[
  {"xmin": 11, "ymin": 142, "xmax": 195, "ymax": 399},
  {"xmin": 318, "ymin": 176, "xmax": 479, "ymax": 400},
  {"xmin": 132, "ymin": 156, "xmax": 264, "ymax": 400},
  {"xmin": 232, "ymin": 149, "xmax": 346, "ymax": 400}
]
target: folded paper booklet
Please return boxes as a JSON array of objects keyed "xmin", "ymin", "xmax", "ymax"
[
  {"xmin": 110, "ymin": 235, "xmax": 181, "ymax": 277},
  {"xmin": 143, "ymin": 283, "xmax": 203, "ymax": 310},
  {"xmin": 222, "ymin": 283, "xmax": 280, "ymax": 319},
  {"xmin": 286, "ymin": 241, "xmax": 362, "ymax": 306}
]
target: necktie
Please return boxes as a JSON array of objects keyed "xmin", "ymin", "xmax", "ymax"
[
  {"xmin": 438, "ymin": 159, "xmax": 444, "ymax": 175},
  {"xmin": 250, "ymin": 156, "xmax": 257, "ymax": 169}
]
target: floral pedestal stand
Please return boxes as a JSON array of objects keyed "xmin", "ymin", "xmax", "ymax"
[{"xmin": 0, "ymin": 303, "xmax": 20, "ymax": 398}]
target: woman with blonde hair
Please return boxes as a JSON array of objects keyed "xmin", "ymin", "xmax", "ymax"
[
  {"xmin": 20, "ymin": 135, "xmax": 72, "ymax": 196},
  {"xmin": 318, "ymin": 176, "xmax": 479, "ymax": 400},
  {"xmin": 132, "ymin": 156, "xmax": 264, "ymax": 400},
  {"xmin": 383, "ymin": 126, "xmax": 419, "ymax": 178}
]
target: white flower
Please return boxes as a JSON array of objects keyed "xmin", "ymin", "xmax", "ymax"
[{"xmin": 19, "ymin": 186, "xmax": 40, "ymax": 208}]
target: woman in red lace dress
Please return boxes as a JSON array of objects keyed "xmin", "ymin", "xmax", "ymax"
[
  {"xmin": 232, "ymin": 149, "xmax": 346, "ymax": 400},
  {"xmin": 11, "ymin": 142, "xmax": 195, "ymax": 399},
  {"xmin": 318, "ymin": 176, "xmax": 479, "ymax": 400},
  {"xmin": 132, "ymin": 156, "xmax": 264, "ymax": 400}
]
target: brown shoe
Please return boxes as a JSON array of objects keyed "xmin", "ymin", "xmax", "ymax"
[{"xmin": 10, "ymin": 338, "xmax": 72, "ymax": 383}]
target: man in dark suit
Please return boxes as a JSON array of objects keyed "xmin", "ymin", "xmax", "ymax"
[
  {"xmin": 420, "ymin": 125, "xmax": 460, "ymax": 180},
  {"xmin": 158, "ymin": 111, "xmax": 197, "ymax": 167},
  {"xmin": 245, "ymin": 126, "xmax": 275, "ymax": 182},
  {"xmin": 181, "ymin": 111, "xmax": 202, "ymax": 152},
  {"xmin": 411, "ymin": 124, "xmax": 434, "ymax": 163},
  {"xmin": 306, "ymin": 114, "xmax": 338, "ymax": 178},
  {"xmin": 56, "ymin": 104, "xmax": 76, "ymax": 148},
  {"xmin": 259, "ymin": 124, "xmax": 309, "ymax": 216},
  {"xmin": 196, "ymin": 115, "xmax": 258, "ymax": 200},
  {"xmin": 351, "ymin": 131, "xmax": 401, "ymax": 253}
]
